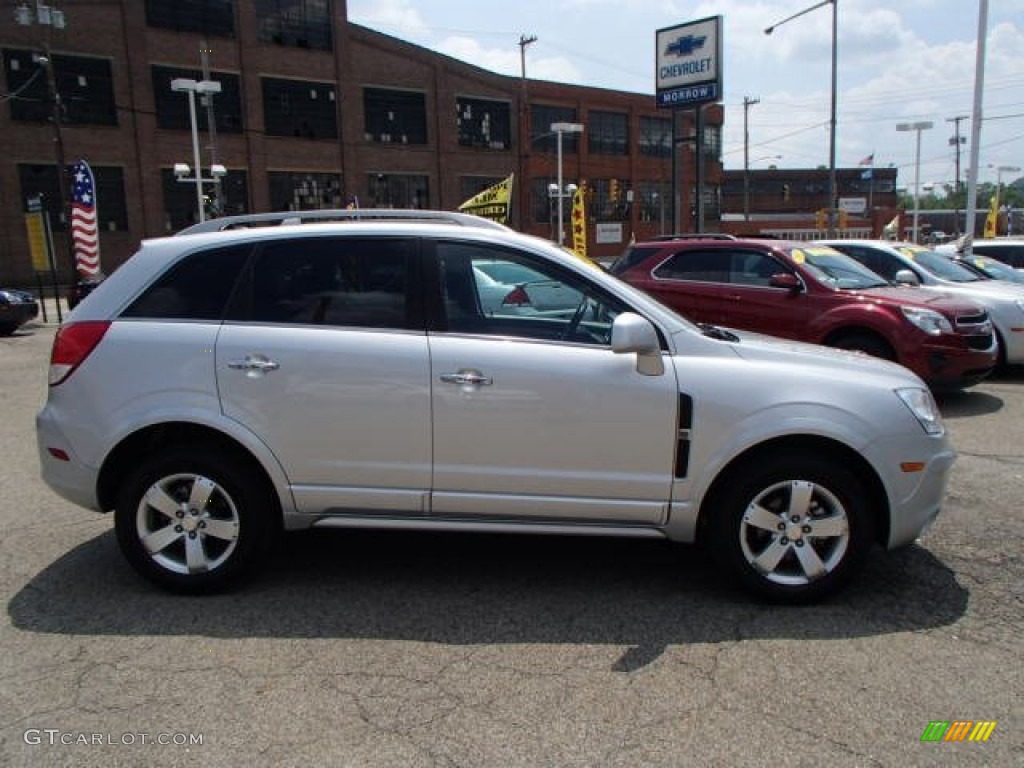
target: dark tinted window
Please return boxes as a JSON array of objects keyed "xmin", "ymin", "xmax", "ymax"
[
  {"xmin": 262, "ymin": 77, "xmax": 337, "ymax": 139},
  {"xmin": 19, "ymin": 164, "xmax": 128, "ymax": 232},
  {"xmin": 145, "ymin": 0, "xmax": 235, "ymax": 36},
  {"xmin": 5, "ymin": 49, "xmax": 117, "ymax": 125},
  {"xmin": 254, "ymin": 0, "xmax": 332, "ymax": 50},
  {"xmin": 122, "ymin": 244, "xmax": 251, "ymax": 320},
  {"xmin": 244, "ymin": 238, "xmax": 414, "ymax": 329},
  {"xmin": 456, "ymin": 97, "xmax": 511, "ymax": 149},
  {"xmin": 152, "ymin": 66, "xmax": 243, "ymax": 133},
  {"xmin": 831, "ymin": 245, "xmax": 900, "ymax": 282},
  {"xmin": 609, "ymin": 246, "xmax": 662, "ymax": 275},
  {"xmin": 653, "ymin": 249, "xmax": 729, "ymax": 282},
  {"xmin": 364, "ymin": 88, "xmax": 428, "ymax": 145}
]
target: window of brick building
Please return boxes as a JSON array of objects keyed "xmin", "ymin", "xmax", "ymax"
[
  {"xmin": 366, "ymin": 173, "xmax": 429, "ymax": 209},
  {"xmin": 268, "ymin": 172, "xmax": 343, "ymax": 210},
  {"xmin": 262, "ymin": 77, "xmax": 337, "ymax": 139},
  {"xmin": 529, "ymin": 105, "xmax": 578, "ymax": 154},
  {"xmin": 459, "ymin": 176, "xmax": 505, "ymax": 202},
  {"xmin": 589, "ymin": 179, "xmax": 629, "ymax": 221},
  {"xmin": 588, "ymin": 111, "xmax": 628, "ymax": 156},
  {"xmin": 255, "ymin": 0, "xmax": 332, "ymax": 50},
  {"xmin": 145, "ymin": 0, "xmax": 235, "ymax": 37},
  {"xmin": 161, "ymin": 168, "xmax": 249, "ymax": 231},
  {"xmin": 18, "ymin": 164, "xmax": 128, "ymax": 232},
  {"xmin": 152, "ymin": 66, "xmax": 243, "ymax": 133},
  {"xmin": 456, "ymin": 97, "xmax": 511, "ymax": 150},
  {"xmin": 4, "ymin": 49, "xmax": 117, "ymax": 126},
  {"xmin": 639, "ymin": 116, "xmax": 672, "ymax": 158},
  {"xmin": 363, "ymin": 88, "xmax": 428, "ymax": 145},
  {"xmin": 636, "ymin": 180, "xmax": 671, "ymax": 225}
]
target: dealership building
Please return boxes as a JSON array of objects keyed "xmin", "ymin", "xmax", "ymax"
[{"xmin": 1, "ymin": 0, "xmax": 728, "ymax": 285}]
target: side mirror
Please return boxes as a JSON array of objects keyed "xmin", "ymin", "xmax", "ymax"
[
  {"xmin": 611, "ymin": 313, "xmax": 664, "ymax": 376},
  {"xmin": 769, "ymin": 272, "xmax": 802, "ymax": 291},
  {"xmin": 894, "ymin": 268, "xmax": 920, "ymax": 286}
]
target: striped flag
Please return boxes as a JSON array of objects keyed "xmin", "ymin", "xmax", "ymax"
[{"xmin": 71, "ymin": 159, "xmax": 101, "ymax": 277}]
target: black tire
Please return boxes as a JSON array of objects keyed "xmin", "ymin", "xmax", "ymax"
[
  {"xmin": 114, "ymin": 448, "xmax": 275, "ymax": 593},
  {"xmin": 705, "ymin": 455, "xmax": 875, "ymax": 603},
  {"xmin": 830, "ymin": 332, "xmax": 895, "ymax": 361},
  {"xmin": 0, "ymin": 324, "xmax": 17, "ymax": 336}
]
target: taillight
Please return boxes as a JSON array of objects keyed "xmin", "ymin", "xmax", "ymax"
[
  {"xmin": 49, "ymin": 321, "xmax": 110, "ymax": 386},
  {"xmin": 501, "ymin": 286, "xmax": 533, "ymax": 307}
]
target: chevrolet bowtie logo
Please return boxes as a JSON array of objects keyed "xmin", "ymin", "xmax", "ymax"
[{"xmin": 666, "ymin": 35, "xmax": 706, "ymax": 57}]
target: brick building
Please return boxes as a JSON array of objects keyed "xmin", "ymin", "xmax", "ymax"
[{"xmin": 1, "ymin": 0, "xmax": 723, "ymax": 285}]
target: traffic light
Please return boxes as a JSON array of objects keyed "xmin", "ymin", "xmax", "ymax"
[
  {"xmin": 609, "ymin": 178, "xmax": 620, "ymax": 202},
  {"xmin": 815, "ymin": 209, "xmax": 827, "ymax": 230},
  {"xmin": 782, "ymin": 183, "xmax": 791, "ymax": 202},
  {"xmin": 838, "ymin": 209, "xmax": 849, "ymax": 229}
]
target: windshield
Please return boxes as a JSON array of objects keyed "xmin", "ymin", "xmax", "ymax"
[
  {"xmin": 789, "ymin": 246, "xmax": 889, "ymax": 290},
  {"xmin": 965, "ymin": 255, "xmax": 1024, "ymax": 283},
  {"xmin": 894, "ymin": 245, "xmax": 982, "ymax": 283}
]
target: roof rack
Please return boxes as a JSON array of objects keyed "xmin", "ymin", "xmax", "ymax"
[
  {"xmin": 176, "ymin": 208, "xmax": 510, "ymax": 236},
  {"xmin": 646, "ymin": 233, "xmax": 737, "ymax": 242}
]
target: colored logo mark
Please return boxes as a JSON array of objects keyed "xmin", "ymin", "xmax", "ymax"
[
  {"xmin": 920, "ymin": 721, "xmax": 996, "ymax": 742},
  {"xmin": 665, "ymin": 35, "xmax": 706, "ymax": 57}
]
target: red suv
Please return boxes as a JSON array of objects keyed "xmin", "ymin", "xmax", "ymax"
[{"xmin": 611, "ymin": 237, "xmax": 997, "ymax": 390}]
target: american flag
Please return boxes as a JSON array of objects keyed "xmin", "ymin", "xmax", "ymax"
[{"xmin": 71, "ymin": 159, "xmax": 101, "ymax": 277}]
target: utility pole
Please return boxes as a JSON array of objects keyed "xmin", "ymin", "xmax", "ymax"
[
  {"xmin": 947, "ymin": 114, "xmax": 968, "ymax": 234},
  {"xmin": 742, "ymin": 96, "xmax": 759, "ymax": 221},
  {"xmin": 199, "ymin": 40, "xmax": 223, "ymax": 216},
  {"xmin": 517, "ymin": 34, "xmax": 537, "ymax": 231}
]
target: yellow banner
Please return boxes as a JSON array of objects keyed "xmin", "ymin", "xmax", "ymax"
[
  {"xmin": 25, "ymin": 211, "xmax": 50, "ymax": 272},
  {"xmin": 570, "ymin": 183, "xmax": 587, "ymax": 259},
  {"xmin": 983, "ymin": 195, "xmax": 998, "ymax": 238},
  {"xmin": 458, "ymin": 174, "xmax": 513, "ymax": 224}
]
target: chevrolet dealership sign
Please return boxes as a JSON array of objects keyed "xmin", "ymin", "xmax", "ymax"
[{"xmin": 656, "ymin": 16, "xmax": 722, "ymax": 108}]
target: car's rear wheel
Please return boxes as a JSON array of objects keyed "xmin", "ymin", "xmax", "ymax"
[
  {"xmin": 706, "ymin": 455, "xmax": 874, "ymax": 603},
  {"xmin": 114, "ymin": 448, "xmax": 274, "ymax": 593}
]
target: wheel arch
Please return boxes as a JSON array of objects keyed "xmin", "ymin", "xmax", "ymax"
[
  {"xmin": 821, "ymin": 326, "xmax": 897, "ymax": 360},
  {"xmin": 97, "ymin": 422, "xmax": 286, "ymax": 527},
  {"xmin": 696, "ymin": 434, "xmax": 890, "ymax": 547}
]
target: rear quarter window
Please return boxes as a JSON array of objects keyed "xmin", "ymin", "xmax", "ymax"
[{"xmin": 121, "ymin": 244, "xmax": 252, "ymax": 320}]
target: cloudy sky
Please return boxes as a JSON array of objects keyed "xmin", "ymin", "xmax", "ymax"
[{"xmin": 347, "ymin": 0, "xmax": 1024, "ymax": 193}]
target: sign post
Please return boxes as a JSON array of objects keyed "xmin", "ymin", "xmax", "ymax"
[{"xmin": 656, "ymin": 16, "xmax": 723, "ymax": 234}]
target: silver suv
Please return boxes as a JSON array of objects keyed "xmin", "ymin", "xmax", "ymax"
[{"xmin": 37, "ymin": 211, "xmax": 954, "ymax": 602}]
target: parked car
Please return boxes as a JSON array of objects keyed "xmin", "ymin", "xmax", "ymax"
[
  {"xmin": 934, "ymin": 250, "xmax": 1024, "ymax": 285},
  {"xmin": 820, "ymin": 239, "xmax": 1024, "ymax": 368},
  {"xmin": 0, "ymin": 288, "xmax": 40, "ymax": 335},
  {"xmin": 38, "ymin": 209, "xmax": 956, "ymax": 603},
  {"xmin": 67, "ymin": 275, "xmax": 106, "ymax": 310},
  {"xmin": 474, "ymin": 258, "xmax": 583, "ymax": 315},
  {"xmin": 610, "ymin": 237, "xmax": 996, "ymax": 390},
  {"xmin": 940, "ymin": 238, "xmax": 1024, "ymax": 270}
]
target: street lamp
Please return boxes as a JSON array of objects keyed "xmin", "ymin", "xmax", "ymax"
[
  {"xmin": 171, "ymin": 77, "xmax": 223, "ymax": 223},
  {"xmin": 766, "ymin": 0, "xmax": 837, "ymax": 235},
  {"xmin": 896, "ymin": 121, "xmax": 934, "ymax": 243},
  {"xmin": 550, "ymin": 122, "xmax": 584, "ymax": 245}
]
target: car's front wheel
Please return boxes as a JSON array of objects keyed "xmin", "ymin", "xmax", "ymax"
[
  {"xmin": 114, "ymin": 448, "xmax": 274, "ymax": 593},
  {"xmin": 706, "ymin": 455, "xmax": 874, "ymax": 603}
]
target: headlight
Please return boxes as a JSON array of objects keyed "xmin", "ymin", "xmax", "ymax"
[
  {"xmin": 900, "ymin": 306, "xmax": 953, "ymax": 336},
  {"xmin": 896, "ymin": 387, "xmax": 944, "ymax": 436}
]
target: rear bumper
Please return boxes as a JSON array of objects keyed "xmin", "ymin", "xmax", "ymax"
[{"xmin": 36, "ymin": 407, "xmax": 103, "ymax": 512}]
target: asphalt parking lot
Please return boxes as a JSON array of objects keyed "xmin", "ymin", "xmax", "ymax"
[{"xmin": 1, "ymin": 319, "xmax": 1021, "ymax": 767}]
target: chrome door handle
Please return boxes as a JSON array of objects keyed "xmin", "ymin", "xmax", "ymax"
[
  {"xmin": 440, "ymin": 369, "xmax": 492, "ymax": 387},
  {"xmin": 228, "ymin": 355, "xmax": 280, "ymax": 373}
]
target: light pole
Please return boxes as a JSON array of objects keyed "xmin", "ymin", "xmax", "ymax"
[
  {"xmin": 765, "ymin": 0, "xmax": 837, "ymax": 235},
  {"xmin": 896, "ymin": 121, "xmax": 934, "ymax": 243},
  {"xmin": 171, "ymin": 77, "xmax": 223, "ymax": 223},
  {"xmin": 550, "ymin": 122, "xmax": 584, "ymax": 245}
]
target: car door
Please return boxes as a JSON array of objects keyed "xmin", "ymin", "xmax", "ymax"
[
  {"xmin": 427, "ymin": 240, "xmax": 679, "ymax": 525},
  {"xmin": 216, "ymin": 235, "xmax": 432, "ymax": 515}
]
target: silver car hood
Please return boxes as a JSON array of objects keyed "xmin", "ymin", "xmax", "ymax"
[{"xmin": 707, "ymin": 327, "xmax": 917, "ymax": 384}]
